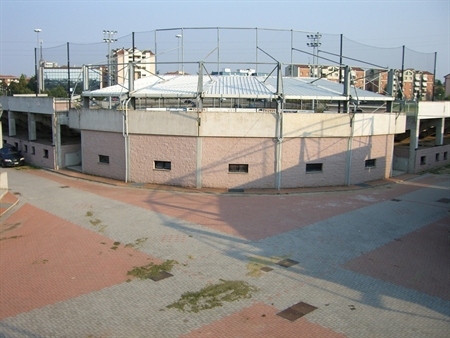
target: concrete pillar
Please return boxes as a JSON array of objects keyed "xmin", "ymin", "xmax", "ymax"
[
  {"xmin": 8, "ymin": 110, "xmax": 16, "ymax": 137},
  {"xmin": 28, "ymin": 112, "xmax": 36, "ymax": 141},
  {"xmin": 52, "ymin": 113, "xmax": 61, "ymax": 170},
  {"xmin": 408, "ymin": 116, "xmax": 420, "ymax": 173},
  {"xmin": 435, "ymin": 118, "xmax": 444, "ymax": 146}
]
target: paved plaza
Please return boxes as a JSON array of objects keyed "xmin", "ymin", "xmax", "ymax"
[{"xmin": 0, "ymin": 168, "xmax": 449, "ymax": 337}]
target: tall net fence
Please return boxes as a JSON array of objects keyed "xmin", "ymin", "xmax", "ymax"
[{"xmin": 39, "ymin": 27, "xmax": 436, "ymax": 88}]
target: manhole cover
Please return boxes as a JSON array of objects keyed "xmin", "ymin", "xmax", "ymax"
[
  {"xmin": 260, "ymin": 266, "xmax": 273, "ymax": 272},
  {"xmin": 437, "ymin": 198, "xmax": 450, "ymax": 204},
  {"xmin": 149, "ymin": 271, "xmax": 173, "ymax": 281},
  {"xmin": 391, "ymin": 198, "xmax": 401, "ymax": 202},
  {"xmin": 277, "ymin": 301, "xmax": 317, "ymax": 321},
  {"xmin": 276, "ymin": 259, "xmax": 299, "ymax": 268}
]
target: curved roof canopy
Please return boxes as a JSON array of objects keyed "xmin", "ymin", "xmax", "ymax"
[{"xmin": 83, "ymin": 74, "xmax": 393, "ymax": 102}]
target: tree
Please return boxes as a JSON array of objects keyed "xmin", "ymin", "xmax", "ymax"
[
  {"xmin": 8, "ymin": 74, "xmax": 33, "ymax": 95},
  {"xmin": 44, "ymin": 85, "xmax": 68, "ymax": 98},
  {"xmin": 434, "ymin": 80, "xmax": 447, "ymax": 101}
]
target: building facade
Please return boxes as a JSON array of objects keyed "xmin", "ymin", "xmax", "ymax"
[{"xmin": 109, "ymin": 48, "xmax": 155, "ymax": 85}]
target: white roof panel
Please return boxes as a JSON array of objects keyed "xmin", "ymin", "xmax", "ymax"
[{"xmin": 83, "ymin": 74, "xmax": 393, "ymax": 101}]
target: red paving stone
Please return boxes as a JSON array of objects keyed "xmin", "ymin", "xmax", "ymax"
[
  {"xmin": 0, "ymin": 203, "xmax": 160, "ymax": 320},
  {"xmin": 342, "ymin": 216, "xmax": 450, "ymax": 301},
  {"xmin": 181, "ymin": 302, "xmax": 347, "ymax": 338},
  {"xmin": 0, "ymin": 191, "xmax": 19, "ymax": 215},
  {"xmin": 27, "ymin": 170, "xmax": 448, "ymax": 241}
]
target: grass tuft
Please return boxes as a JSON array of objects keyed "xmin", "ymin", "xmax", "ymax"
[
  {"xmin": 167, "ymin": 279, "xmax": 258, "ymax": 313},
  {"xmin": 127, "ymin": 260, "xmax": 177, "ymax": 280}
]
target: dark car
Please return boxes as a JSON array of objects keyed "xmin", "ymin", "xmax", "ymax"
[{"xmin": 0, "ymin": 144, "xmax": 25, "ymax": 167}]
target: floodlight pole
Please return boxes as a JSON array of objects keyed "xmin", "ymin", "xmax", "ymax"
[
  {"xmin": 103, "ymin": 30, "xmax": 117, "ymax": 108},
  {"xmin": 306, "ymin": 33, "xmax": 321, "ymax": 77},
  {"xmin": 176, "ymin": 34, "xmax": 182, "ymax": 74},
  {"xmin": 34, "ymin": 29, "xmax": 42, "ymax": 95}
]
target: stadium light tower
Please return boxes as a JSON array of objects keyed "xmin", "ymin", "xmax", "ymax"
[
  {"xmin": 307, "ymin": 33, "xmax": 321, "ymax": 77},
  {"xmin": 103, "ymin": 30, "xmax": 118, "ymax": 87},
  {"xmin": 175, "ymin": 34, "xmax": 182, "ymax": 74},
  {"xmin": 34, "ymin": 29, "xmax": 42, "ymax": 94}
]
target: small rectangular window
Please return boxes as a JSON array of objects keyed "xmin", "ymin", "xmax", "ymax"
[
  {"xmin": 420, "ymin": 156, "xmax": 426, "ymax": 165},
  {"xmin": 306, "ymin": 163, "xmax": 323, "ymax": 173},
  {"xmin": 228, "ymin": 164, "xmax": 248, "ymax": 173},
  {"xmin": 435, "ymin": 153, "xmax": 440, "ymax": 162},
  {"xmin": 444, "ymin": 152, "xmax": 448, "ymax": 160},
  {"xmin": 24, "ymin": 145, "xmax": 28, "ymax": 153},
  {"xmin": 14, "ymin": 142, "xmax": 18, "ymax": 149},
  {"xmin": 99, "ymin": 155, "xmax": 109, "ymax": 164},
  {"xmin": 32, "ymin": 146, "xmax": 35, "ymax": 155},
  {"xmin": 365, "ymin": 159, "xmax": 376, "ymax": 168},
  {"xmin": 154, "ymin": 161, "xmax": 171, "ymax": 170},
  {"xmin": 43, "ymin": 149, "xmax": 49, "ymax": 158}
]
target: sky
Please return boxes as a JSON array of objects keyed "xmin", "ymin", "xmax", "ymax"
[{"xmin": 0, "ymin": 0, "xmax": 449, "ymax": 80}]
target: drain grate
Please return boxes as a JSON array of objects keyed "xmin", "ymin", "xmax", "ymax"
[
  {"xmin": 277, "ymin": 301, "xmax": 317, "ymax": 321},
  {"xmin": 149, "ymin": 271, "xmax": 173, "ymax": 281},
  {"xmin": 228, "ymin": 188, "xmax": 244, "ymax": 193},
  {"xmin": 391, "ymin": 198, "xmax": 401, "ymax": 202},
  {"xmin": 437, "ymin": 198, "xmax": 450, "ymax": 204},
  {"xmin": 260, "ymin": 266, "xmax": 273, "ymax": 272},
  {"xmin": 276, "ymin": 259, "xmax": 299, "ymax": 268}
]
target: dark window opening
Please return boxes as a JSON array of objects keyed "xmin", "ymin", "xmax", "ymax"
[
  {"xmin": 228, "ymin": 164, "xmax": 248, "ymax": 173},
  {"xmin": 14, "ymin": 142, "xmax": 18, "ymax": 150},
  {"xmin": 32, "ymin": 146, "xmax": 35, "ymax": 155},
  {"xmin": 99, "ymin": 155, "xmax": 109, "ymax": 164},
  {"xmin": 24, "ymin": 145, "xmax": 28, "ymax": 153},
  {"xmin": 435, "ymin": 153, "xmax": 440, "ymax": 162},
  {"xmin": 444, "ymin": 152, "xmax": 448, "ymax": 160},
  {"xmin": 420, "ymin": 156, "xmax": 426, "ymax": 165},
  {"xmin": 43, "ymin": 149, "xmax": 49, "ymax": 158},
  {"xmin": 306, "ymin": 163, "xmax": 323, "ymax": 173},
  {"xmin": 155, "ymin": 161, "xmax": 171, "ymax": 170},
  {"xmin": 365, "ymin": 159, "xmax": 376, "ymax": 168}
]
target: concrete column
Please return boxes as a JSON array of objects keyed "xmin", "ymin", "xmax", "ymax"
[
  {"xmin": 28, "ymin": 112, "xmax": 36, "ymax": 141},
  {"xmin": 8, "ymin": 110, "xmax": 16, "ymax": 137},
  {"xmin": 408, "ymin": 116, "xmax": 420, "ymax": 173},
  {"xmin": 52, "ymin": 113, "xmax": 61, "ymax": 170},
  {"xmin": 435, "ymin": 118, "xmax": 444, "ymax": 146}
]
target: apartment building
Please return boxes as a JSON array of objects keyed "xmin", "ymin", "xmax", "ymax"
[
  {"xmin": 366, "ymin": 68, "xmax": 434, "ymax": 101},
  {"xmin": 286, "ymin": 64, "xmax": 365, "ymax": 89},
  {"xmin": 109, "ymin": 47, "xmax": 155, "ymax": 85}
]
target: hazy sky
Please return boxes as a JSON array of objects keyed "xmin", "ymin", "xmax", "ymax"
[{"xmin": 0, "ymin": 0, "xmax": 449, "ymax": 80}]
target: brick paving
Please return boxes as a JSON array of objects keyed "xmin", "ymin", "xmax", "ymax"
[{"xmin": 0, "ymin": 168, "xmax": 449, "ymax": 337}]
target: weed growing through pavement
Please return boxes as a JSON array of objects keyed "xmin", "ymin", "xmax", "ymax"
[
  {"xmin": 127, "ymin": 260, "xmax": 178, "ymax": 280},
  {"xmin": 125, "ymin": 237, "xmax": 148, "ymax": 249},
  {"xmin": 0, "ymin": 235, "xmax": 23, "ymax": 241},
  {"xmin": 167, "ymin": 279, "xmax": 258, "ymax": 313},
  {"xmin": 246, "ymin": 255, "xmax": 289, "ymax": 277}
]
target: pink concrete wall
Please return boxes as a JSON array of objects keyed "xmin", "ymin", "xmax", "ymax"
[
  {"xmin": 282, "ymin": 137, "xmax": 348, "ymax": 188},
  {"xmin": 82, "ymin": 130, "xmax": 125, "ymax": 180},
  {"xmin": 60, "ymin": 143, "xmax": 81, "ymax": 168},
  {"xmin": 201, "ymin": 137, "xmax": 276, "ymax": 189},
  {"xmin": 129, "ymin": 135, "xmax": 197, "ymax": 186},
  {"xmin": 414, "ymin": 144, "xmax": 450, "ymax": 173},
  {"xmin": 350, "ymin": 135, "xmax": 393, "ymax": 184},
  {"xmin": 2, "ymin": 137, "xmax": 55, "ymax": 169}
]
